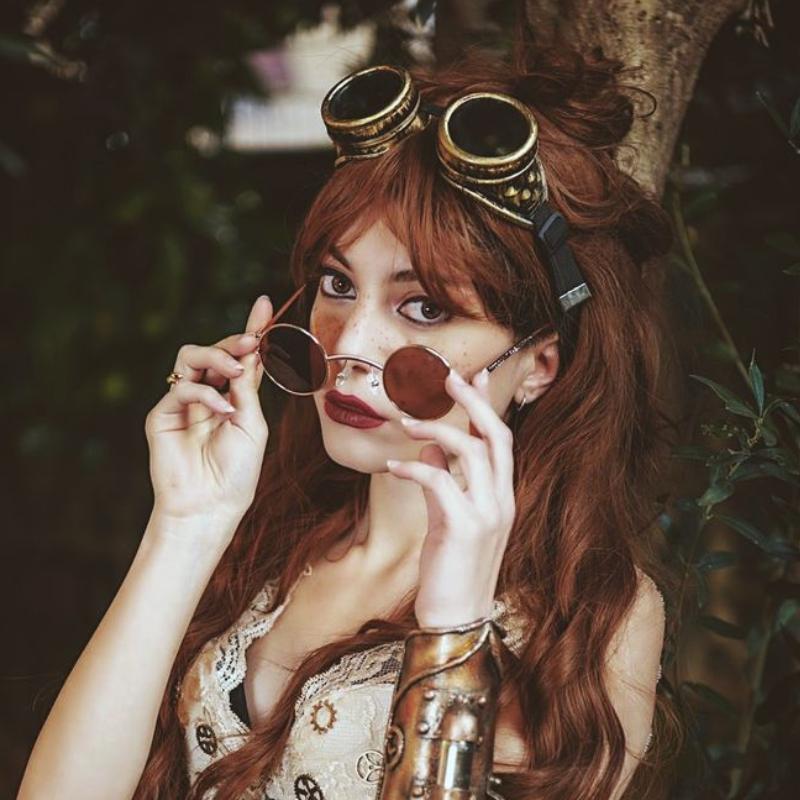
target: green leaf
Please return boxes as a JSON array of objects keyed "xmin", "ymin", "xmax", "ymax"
[
  {"xmin": 698, "ymin": 614, "xmax": 747, "ymax": 639},
  {"xmin": 776, "ymin": 400, "xmax": 800, "ymax": 426},
  {"xmin": 729, "ymin": 460, "xmax": 800, "ymax": 487},
  {"xmin": 752, "ymin": 447, "xmax": 799, "ymax": 471},
  {"xmin": 748, "ymin": 350, "xmax": 765, "ymax": 414},
  {"xmin": 670, "ymin": 444, "xmax": 715, "ymax": 461},
  {"xmin": 697, "ymin": 481, "xmax": 734, "ymax": 507},
  {"xmin": 695, "ymin": 551, "xmax": 739, "ymax": 573},
  {"xmin": 713, "ymin": 512, "xmax": 800, "ymax": 560},
  {"xmin": 777, "ymin": 599, "xmax": 800, "ymax": 629},
  {"xmin": 761, "ymin": 421, "xmax": 778, "ymax": 447},
  {"xmin": 682, "ymin": 680, "xmax": 738, "ymax": 716},
  {"xmin": 689, "ymin": 374, "xmax": 758, "ymax": 419}
]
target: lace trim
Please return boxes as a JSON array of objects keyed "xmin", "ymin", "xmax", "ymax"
[
  {"xmin": 290, "ymin": 591, "xmax": 528, "ymax": 719},
  {"xmin": 213, "ymin": 565, "xmax": 312, "ymax": 733}
]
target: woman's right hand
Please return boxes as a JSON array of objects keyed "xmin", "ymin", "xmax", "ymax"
[{"xmin": 144, "ymin": 295, "xmax": 273, "ymax": 528}]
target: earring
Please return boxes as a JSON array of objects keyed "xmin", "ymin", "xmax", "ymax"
[{"xmin": 517, "ymin": 396, "xmax": 529, "ymax": 411}]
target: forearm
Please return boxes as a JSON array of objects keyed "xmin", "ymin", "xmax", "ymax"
[
  {"xmin": 378, "ymin": 616, "xmax": 504, "ymax": 799},
  {"xmin": 17, "ymin": 507, "xmax": 239, "ymax": 800}
]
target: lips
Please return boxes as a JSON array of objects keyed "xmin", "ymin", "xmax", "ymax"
[{"xmin": 325, "ymin": 390, "xmax": 385, "ymax": 418}]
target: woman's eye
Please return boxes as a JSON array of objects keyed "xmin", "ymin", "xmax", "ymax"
[
  {"xmin": 319, "ymin": 267, "xmax": 452, "ymax": 326},
  {"xmin": 399, "ymin": 297, "xmax": 450, "ymax": 325},
  {"xmin": 319, "ymin": 268, "xmax": 355, "ymax": 298}
]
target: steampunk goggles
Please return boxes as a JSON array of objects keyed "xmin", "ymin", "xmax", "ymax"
[{"xmin": 320, "ymin": 63, "xmax": 592, "ymax": 314}]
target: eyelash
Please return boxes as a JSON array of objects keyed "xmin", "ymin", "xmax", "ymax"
[{"xmin": 317, "ymin": 266, "xmax": 451, "ymax": 327}]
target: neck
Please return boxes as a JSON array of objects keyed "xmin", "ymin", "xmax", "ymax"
[{"xmin": 331, "ymin": 469, "xmax": 429, "ymax": 574}]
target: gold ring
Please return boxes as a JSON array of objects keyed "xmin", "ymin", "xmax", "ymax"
[{"xmin": 166, "ymin": 371, "xmax": 184, "ymax": 386}]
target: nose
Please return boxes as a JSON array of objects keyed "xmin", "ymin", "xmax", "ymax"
[{"xmin": 329, "ymin": 297, "xmax": 388, "ymax": 380}]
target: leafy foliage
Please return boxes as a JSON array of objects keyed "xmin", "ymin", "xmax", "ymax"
[{"xmin": 663, "ymin": 86, "xmax": 800, "ymax": 795}]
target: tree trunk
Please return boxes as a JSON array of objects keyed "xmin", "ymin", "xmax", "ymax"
[{"xmin": 520, "ymin": 0, "xmax": 750, "ymax": 198}]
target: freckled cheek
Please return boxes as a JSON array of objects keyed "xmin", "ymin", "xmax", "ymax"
[{"xmin": 310, "ymin": 309, "xmax": 346, "ymax": 353}]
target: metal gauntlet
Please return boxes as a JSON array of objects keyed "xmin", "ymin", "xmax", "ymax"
[{"xmin": 378, "ymin": 615, "xmax": 505, "ymax": 800}]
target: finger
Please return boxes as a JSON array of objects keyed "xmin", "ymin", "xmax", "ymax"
[
  {"xmin": 401, "ymin": 417, "xmax": 493, "ymax": 501},
  {"xmin": 201, "ymin": 367, "xmax": 230, "ymax": 390},
  {"xmin": 154, "ymin": 379, "xmax": 236, "ymax": 424},
  {"xmin": 174, "ymin": 343, "xmax": 247, "ymax": 386},
  {"xmin": 227, "ymin": 295, "xmax": 273, "ymax": 424},
  {"xmin": 446, "ymin": 368, "xmax": 514, "ymax": 490},
  {"xmin": 386, "ymin": 456, "xmax": 466, "ymax": 527}
]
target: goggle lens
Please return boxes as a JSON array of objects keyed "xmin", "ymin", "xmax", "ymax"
[
  {"xmin": 259, "ymin": 326, "xmax": 453, "ymax": 419},
  {"xmin": 447, "ymin": 96, "xmax": 530, "ymax": 158},
  {"xmin": 328, "ymin": 69, "xmax": 405, "ymax": 122}
]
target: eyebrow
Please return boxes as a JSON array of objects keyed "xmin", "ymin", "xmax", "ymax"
[{"xmin": 330, "ymin": 244, "xmax": 420, "ymax": 284}]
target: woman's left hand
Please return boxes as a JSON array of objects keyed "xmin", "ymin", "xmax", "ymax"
[{"xmin": 386, "ymin": 367, "xmax": 516, "ymax": 628}]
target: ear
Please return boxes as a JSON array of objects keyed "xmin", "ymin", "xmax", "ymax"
[{"xmin": 513, "ymin": 332, "xmax": 560, "ymax": 406}]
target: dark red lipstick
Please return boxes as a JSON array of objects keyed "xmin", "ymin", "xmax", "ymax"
[{"xmin": 324, "ymin": 390, "xmax": 387, "ymax": 429}]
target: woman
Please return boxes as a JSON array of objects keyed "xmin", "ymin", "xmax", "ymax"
[{"xmin": 18, "ymin": 43, "xmax": 681, "ymax": 800}]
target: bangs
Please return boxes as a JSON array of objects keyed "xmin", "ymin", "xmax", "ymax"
[{"xmin": 292, "ymin": 133, "xmax": 535, "ymax": 326}]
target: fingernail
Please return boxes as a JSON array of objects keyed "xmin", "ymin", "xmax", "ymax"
[
  {"xmin": 221, "ymin": 401, "xmax": 236, "ymax": 413},
  {"xmin": 450, "ymin": 370, "xmax": 466, "ymax": 385},
  {"xmin": 386, "ymin": 459, "xmax": 399, "ymax": 469},
  {"xmin": 401, "ymin": 417, "xmax": 422, "ymax": 426},
  {"xmin": 478, "ymin": 367, "xmax": 489, "ymax": 384},
  {"xmin": 233, "ymin": 362, "xmax": 245, "ymax": 371}
]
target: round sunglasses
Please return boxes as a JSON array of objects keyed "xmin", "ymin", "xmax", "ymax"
[{"xmin": 253, "ymin": 284, "xmax": 550, "ymax": 420}]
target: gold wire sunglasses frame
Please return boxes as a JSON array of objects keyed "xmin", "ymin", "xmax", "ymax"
[{"xmin": 252, "ymin": 283, "xmax": 552, "ymax": 420}]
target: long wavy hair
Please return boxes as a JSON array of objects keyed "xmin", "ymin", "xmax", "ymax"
[{"xmin": 134, "ymin": 41, "xmax": 684, "ymax": 800}]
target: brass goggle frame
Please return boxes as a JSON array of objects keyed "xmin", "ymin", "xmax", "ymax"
[{"xmin": 320, "ymin": 64, "xmax": 592, "ymax": 314}]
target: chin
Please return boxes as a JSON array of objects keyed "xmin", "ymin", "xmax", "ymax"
[{"xmin": 314, "ymin": 397, "xmax": 420, "ymax": 473}]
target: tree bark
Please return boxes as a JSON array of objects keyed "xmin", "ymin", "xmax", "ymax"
[{"xmin": 521, "ymin": 0, "xmax": 750, "ymax": 198}]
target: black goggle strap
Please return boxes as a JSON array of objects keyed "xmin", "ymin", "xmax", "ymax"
[
  {"xmin": 423, "ymin": 101, "xmax": 590, "ymax": 316},
  {"xmin": 531, "ymin": 202, "xmax": 591, "ymax": 314}
]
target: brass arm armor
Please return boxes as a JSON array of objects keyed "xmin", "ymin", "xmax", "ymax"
[{"xmin": 378, "ymin": 615, "xmax": 506, "ymax": 800}]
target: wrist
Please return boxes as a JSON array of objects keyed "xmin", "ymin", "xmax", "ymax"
[{"xmin": 144, "ymin": 504, "xmax": 243, "ymax": 557}]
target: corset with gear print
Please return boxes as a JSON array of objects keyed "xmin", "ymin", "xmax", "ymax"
[{"xmin": 175, "ymin": 564, "xmax": 660, "ymax": 799}]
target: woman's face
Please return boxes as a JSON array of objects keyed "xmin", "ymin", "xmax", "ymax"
[{"xmin": 309, "ymin": 217, "xmax": 553, "ymax": 473}]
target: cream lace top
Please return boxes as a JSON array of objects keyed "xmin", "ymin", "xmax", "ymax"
[{"xmin": 176, "ymin": 565, "xmax": 661, "ymax": 799}]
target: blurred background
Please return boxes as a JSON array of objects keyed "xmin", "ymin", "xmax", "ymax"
[{"xmin": 1, "ymin": 1, "xmax": 799, "ymax": 798}]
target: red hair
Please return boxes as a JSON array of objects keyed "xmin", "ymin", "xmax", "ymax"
[{"xmin": 134, "ymin": 42, "xmax": 683, "ymax": 800}]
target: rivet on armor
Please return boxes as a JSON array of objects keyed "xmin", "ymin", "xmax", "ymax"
[
  {"xmin": 417, "ymin": 721, "xmax": 430, "ymax": 734},
  {"xmin": 385, "ymin": 724, "xmax": 404, "ymax": 769},
  {"xmin": 423, "ymin": 688, "xmax": 436, "ymax": 701}
]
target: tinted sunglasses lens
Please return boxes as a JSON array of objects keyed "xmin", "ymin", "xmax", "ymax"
[
  {"xmin": 447, "ymin": 96, "xmax": 530, "ymax": 158},
  {"xmin": 383, "ymin": 346, "xmax": 453, "ymax": 420},
  {"xmin": 328, "ymin": 69, "xmax": 404, "ymax": 122},
  {"xmin": 259, "ymin": 326, "xmax": 327, "ymax": 394}
]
